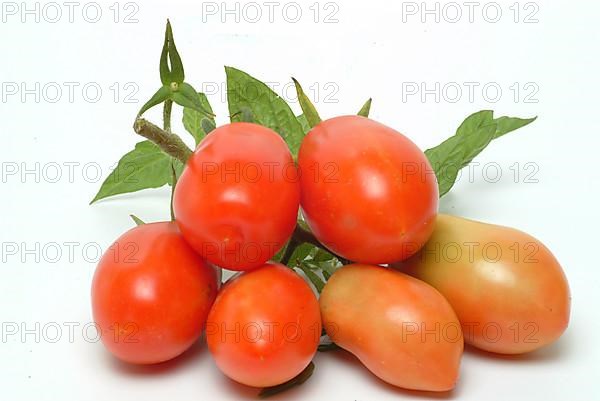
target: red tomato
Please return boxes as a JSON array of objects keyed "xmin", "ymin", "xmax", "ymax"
[
  {"xmin": 298, "ymin": 116, "xmax": 438, "ymax": 264},
  {"xmin": 174, "ymin": 123, "xmax": 300, "ymax": 271},
  {"xmin": 91, "ymin": 222, "xmax": 218, "ymax": 364},
  {"xmin": 206, "ymin": 263, "xmax": 321, "ymax": 387}
]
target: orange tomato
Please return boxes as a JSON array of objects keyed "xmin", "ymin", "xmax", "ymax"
[
  {"xmin": 398, "ymin": 214, "xmax": 571, "ymax": 354},
  {"xmin": 320, "ymin": 264, "xmax": 463, "ymax": 392}
]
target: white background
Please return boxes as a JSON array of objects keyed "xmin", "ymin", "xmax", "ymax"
[{"xmin": 1, "ymin": 0, "xmax": 598, "ymax": 399}]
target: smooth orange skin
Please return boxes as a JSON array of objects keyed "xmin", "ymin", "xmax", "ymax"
[
  {"xmin": 91, "ymin": 222, "xmax": 218, "ymax": 364},
  {"xmin": 206, "ymin": 263, "xmax": 321, "ymax": 387},
  {"xmin": 298, "ymin": 116, "xmax": 438, "ymax": 264},
  {"xmin": 320, "ymin": 264, "xmax": 463, "ymax": 392},
  {"xmin": 398, "ymin": 214, "xmax": 571, "ymax": 354},
  {"xmin": 174, "ymin": 123, "xmax": 300, "ymax": 271}
]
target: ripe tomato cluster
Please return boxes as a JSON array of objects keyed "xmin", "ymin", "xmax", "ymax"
[{"xmin": 92, "ymin": 116, "xmax": 570, "ymax": 393}]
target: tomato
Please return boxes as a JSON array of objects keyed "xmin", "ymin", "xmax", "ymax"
[
  {"xmin": 174, "ymin": 123, "xmax": 300, "ymax": 271},
  {"xmin": 91, "ymin": 222, "xmax": 218, "ymax": 364},
  {"xmin": 397, "ymin": 214, "xmax": 571, "ymax": 354},
  {"xmin": 298, "ymin": 116, "xmax": 438, "ymax": 264},
  {"xmin": 320, "ymin": 264, "xmax": 463, "ymax": 392},
  {"xmin": 206, "ymin": 263, "xmax": 321, "ymax": 387}
]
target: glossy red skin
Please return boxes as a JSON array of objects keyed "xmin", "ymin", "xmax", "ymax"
[
  {"xmin": 298, "ymin": 116, "xmax": 438, "ymax": 264},
  {"xmin": 91, "ymin": 222, "xmax": 218, "ymax": 364},
  {"xmin": 206, "ymin": 263, "xmax": 321, "ymax": 387},
  {"xmin": 174, "ymin": 123, "xmax": 300, "ymax": 271}
]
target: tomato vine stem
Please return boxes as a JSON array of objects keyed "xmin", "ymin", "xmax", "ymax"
[
  {"xmin": 133, "ymin": 117, "xmax": 192, "ymax": 164},
  {"xmin": 163, "ymin": 99, "xmax": 173, "ymax": 133}
]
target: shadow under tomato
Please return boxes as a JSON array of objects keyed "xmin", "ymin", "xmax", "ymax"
[
  {"xmin": 213, "ymin": 366, "xmax": 319, "ymax": 400},
  {"xmin": 463, "ymin": 334, "xmax": 572, "ymax": 364},
  {"xmin": 326, "ymin": 347, "xmax": 463, "ymax": 399},
  {"xmin": 108, "ymin": 338, "xmax": 209, "ymax": 376},
  {"xmin": 215, "ymin": 375, "xmax": 262, "ymax": 399}
]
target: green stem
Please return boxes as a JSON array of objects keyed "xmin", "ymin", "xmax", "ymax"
[
  {"xmin": 280, "ymin": 238, "xmax": 300, "ymax": 266},
  {"xmin": 133, "ymin": 118, "xmax": 192, "ymax": 164},
  {"xmin": 169, "ymin": 163, "xmax": 178, "ymax": 221},
  {"xmin": 163, "ymin": 99, "xmax": 173, "ymax": 133},
  {"xmin": 163, "ymin": 99, "xmax": 177, "ymax": 221}
]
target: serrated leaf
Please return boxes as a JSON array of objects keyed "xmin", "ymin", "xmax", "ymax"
[
  {"xmin": 160, "ymin": 20, "xmax": 184, "ymax": 85},
  {"xmin": 239, "ymin": 106, "xmax": 255, "ymax": 123},
  {"xmin": 292, "ymin": 78, "xmax": 321, "ymax": 128},
  {"xmin": 296, "ymin": 263, "xmax": 325, "ymax": 292},
  {"xmin": 426, "ymin": 124, "xmax": 496, "ymax": 197},
  {"xmin": 182, "ymin": 92, "xmax": 215, "ymax": 146},
  {"xmin": 425, "ymin": 110, "xmax": 536, "ymax": 197},
  {"xmin": 172, "ymin": 82, "xmax": 214, "ymax": 117},
  {"xmin": 297, "ymin": 114, "xmax": 310, "ymax": 134},
  {"xmin": 130, "ymin": 214, "xmax": 146, "ymax": 226},
  {"xmin": 289, "ymin": 243, "xmax": 315, "ymax": 265},
  {"xmin": 357, "ymin": 98, "xmax": 372, "ymax": 117},
  {"xmin": 90, "ymin": 141, "xmax": 183, "ymax": 204},
  {"xmin": 493, "ymin": 116, "xmax": 537, "ymax": 139},
  {"xmin": 225, "ymin": 66, "xmax": 305, "ymax": 156},
  {"xmin": 138, "ymin": 85, "xmax": 171, "ymax": 117},
  {"xmin": 312, "ymin": 248, "xmax": 335, "ymax": 263},
  {"xmin": 202, "ymin": 119, "xmax": 216, "ymax": 135},
  {"xmin": 456, "ymin": 110, "xmax": 493, "ymax": 136}
]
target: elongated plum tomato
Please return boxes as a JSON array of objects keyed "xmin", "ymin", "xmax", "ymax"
[
  {"xmin": 174, "ymin": 123, "xmax": 300, "ymax": 271},
  {"xmin": 298, "ymin": 116, "xmax": 438, "ymax": 264},
  {"xmin": 206, "ymin": 263, "xmax": 321, "ymax": 387},
  {"xmin": 397, "ymin": 214, "xmax": 571, "ymax": 354},
  {"xmin": 320, "ymin": 264, "xmax": 463, "ymax": 392},
  {"xmin": 91, "ymin": 222, "xmax": 218, "ymax": 364}
]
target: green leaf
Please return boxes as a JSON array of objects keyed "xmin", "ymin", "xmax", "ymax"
[
  {"xmin": 90, "ymin": 141, "xmax": 183, "ymax": 204},
  {"xmin": 239, "ymin": 106, "xmax": 255, "ymax": 123},
  {"xmin": 493, "ymin": 116, "xmax": 537, "ymax": 139},
  {"xmin": 202, "ymin": 119, "xmax": 216, "ymax": 135},
  {"xmin": 292, "ymin": 78, "xmax": 321, "ymax": 128},
  {"xmin": 182, "ymin": 92, "xmax": 215, "ymax": 146},
  {"xmin": 312, "ymin": 248, "xmax": 335, "ymax": 263},
  {"xmin": 456, "ymin": 110, "xmax": 493, "ymax": 136},
  {"xmin": 425, "ymin": 110, "xmax": 537, "ymax": 197},
  {"xmin": 259, "ymin": 362, "xmax": 315, "ymax": 399},
  {"xmin": 289, "ymin": 243, "xmax": 315, "ymax": 265},
  {"xmin": 130, "ymin": 214, "xmax": 146, "ymax": 226},
  {"xmin": 225, "ymin": 66, "xmax": 305, "ymax": 156},
  {"xmin": 172, "ymin": 82, "xmax": 214, "ymax": 117},
  {"xmin": 297, "ymin": 114, "xmax": 310, "ymax": 134},
  {"xmin": 357, "ymin": 98, "xmax": 372, "ymax": 117},
  {"xmin": 137, "ymin": 85, "xmax": 171, "ymax": 117},
  {"xmin": 169, "ymin": 162, "xmax": 178, "ymax": 221},
  {"xmin": 426, "ymin": 124, "xmax": 496, "ymax": 197},
  {"xmin": 160, "ymin": 19, "xmax": 184, "ymax": 85},
  {"xmin": 296, "ymin": 263, "xmax": 325, "ymax": 293}
]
